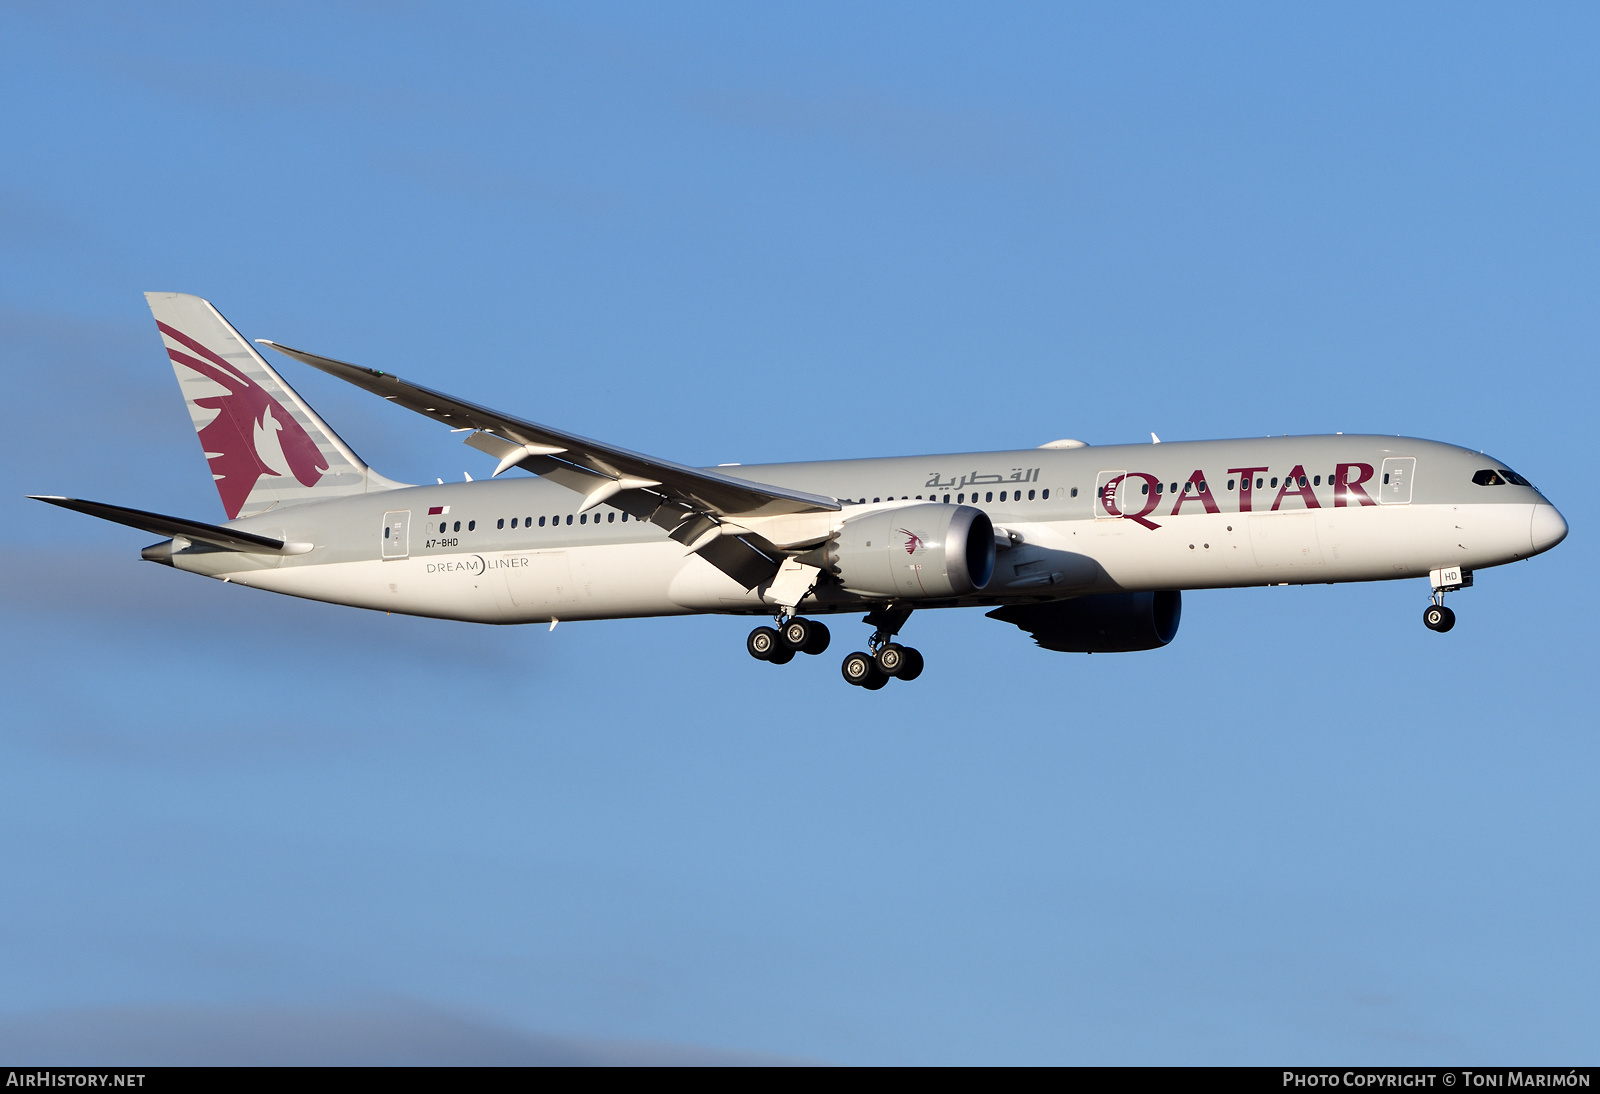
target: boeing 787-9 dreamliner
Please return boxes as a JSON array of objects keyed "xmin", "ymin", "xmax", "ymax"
[{"xmin": 32, "ymin": 294, "xmax": 1569, "ymax": 689}]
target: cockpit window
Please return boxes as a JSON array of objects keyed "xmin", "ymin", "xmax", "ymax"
[{"xmin": 1474, "ymin": 468, "xmax": 1533, "ymax": 487}]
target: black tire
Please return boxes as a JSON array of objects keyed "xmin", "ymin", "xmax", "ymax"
[
  {"xmin": 780, "ymin": 618, "xmax": 813, "ymax": 652},
  {"xmin": 769, "ymin": 646, "xmax": 795, "ymax": 665},
  {"xmin": 803, "ymin": 621, "xmax": 831, "ymax": 656},
  {"xmin": 861, "ymin": 669, "xmax": 889, "ymax": 690},
  {"xmin": 897, "ymin": 646, "xmax": 925, "ymax": 682},
  {"xmin": 747, "ymin": 626, "xmax": 779, "ymax": 660},
  {"xmin": 841, "ymin": 651, "xmax": 875, "ymax": 686},
  {"xmin": 1423, "ymin": 605, "xmax": 1456, "ymax": 633},
  {"xmin": 874, "ymin": 643, "xmax": 908, "ymax": 677}
]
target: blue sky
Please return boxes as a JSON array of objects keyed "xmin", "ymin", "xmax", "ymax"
[{"xmin": 1, "ymin": 2, "xmax": 1596, "ymax": 1064}]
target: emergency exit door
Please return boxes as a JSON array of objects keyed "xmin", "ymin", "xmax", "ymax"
[{"xmin": 381, "ymin": 510, "xmax": 411, "ymax": 558}]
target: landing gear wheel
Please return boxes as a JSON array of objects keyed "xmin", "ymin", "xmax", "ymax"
[
  {"xmin": 842, "ymin": 651, "xmax": 884, "ymax": 688},
  {"xmin": 781, "ymin": 617, "xmax": 831, "ymax": 655},
  {"xmin": 874, "ymin": 643, "xmax": 910, "ymax": 677},
  {"xmin": 1423, "ymin": 605, "xmax": 1456, "ymax": 632},
  {"xmin": 897, "ymin": 647, "xmax": 924, "ymax": 682},
  {"xmin": 747, "ymin": 626, "xmax": 780, "ymax": 660},
  {"xmin": 768, "ymin": 646, "xmax": 795, "ymax": 664}
]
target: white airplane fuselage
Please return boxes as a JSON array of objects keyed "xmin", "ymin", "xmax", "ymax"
[{"xmin": 159, "ymin": 435, "xmax": 1566, "ymax": 627}]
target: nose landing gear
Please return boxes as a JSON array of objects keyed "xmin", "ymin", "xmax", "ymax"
[{"xmin": 1423, "ymin": 567, "xmax": 1470, "ymax": 633}]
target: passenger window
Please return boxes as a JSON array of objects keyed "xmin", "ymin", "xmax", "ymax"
[
  {"xmin": 510, "ymin": 518, "xmax": 517, "ymax": 528},
  {"xmin": 873, "ymin": 497, "xmax": 880, "ymax": 503},
  {"xmin": 943, "ymin": 494, "xmax": 950, "ymax": 503},
  {"xmin": 1313, "ymin": 476, "xmax": 1320, "ymax": 486},
  {"xmin": 608, "ymin": 512, "xmax": 615, "ymax": 522},
  {"xmin": 539, "ymin": 516, "xmax": 546, "ymax": 527},
  {"xmin": 957, "ymin": 493, "xmax": 964, "ymax": 503},
  {"xmin": 1383, "ymin": 474, "xmax": 1390, "ymax": 484},
  {"xmin": 566, "ymin": 514, "xmax": 573, "ymax": 525},
  {"xmin": 384, "ymin": 527, "xmax": 390, "ymax": 538},
  {"xmin": 985, "ymin": 491, "xmax": 993, "ymax": 502},
  {"xmin": 468, "ymin": 520, "xmax": 475, "ymax": 531},
  {"xmin": 622, "ymin": 513, "xmax": 629, "ymax": 522},
  {"xmin": 1043, "ymin": 489, "xmax": 1051, "ymax": 500},
  {"xmin": 1256, "ymin": 478, "xmax": 1263, "ymax": 489},
  {"xmin": 1298, "ymin": 476, "xmax": 1306, "ymax": 487},
  {"xmin": 497, "ymin": 518, "xmax": 504, "ymax": 529},
  {"xmin": 1198, "ymin": 481, "xmax": 1207, "ymax": 492},
  {"xmin": 1000, "ymin": 491, "xmax": 1008, "ymax": 501},
  {"xmin": 1170, "ymin": 483, "xmax": 1177, "ymax": 493},
  {"xmin": 1028, "ymin": 489, "xmax": 1035, "ymax": 500},
  {"xmin": 580, "ymin": 513, "xmax": 587, "ymax": 524},
  {"xmin": 453, "ymin": 520, "xmax": 461, "ymax": 532},
  {"xmin": 439, "ymin": 522, "xmax": 447, "ymax": 533},
  {"xmin": 1227, "ymin": 479, "xmax": 1235, "ymax": 491},
  {"xmin": 1269, "ymin": 478, "xmax": 1277, "ymax": 488},
  {"xmin": 1153, "ymin": 483, "xmax": 1162, "ymax": 495},
  {"xmin": 1141, "ymin": 484, "xmax": 1149, "ymax": 495}
]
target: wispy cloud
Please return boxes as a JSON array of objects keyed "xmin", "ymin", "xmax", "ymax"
[
  {"xmin": 0, "ymin": 1001, "xmax": 816, "ymax": 1065},
  {"xmin": 0, "ymin": 546, "xmax": 532, "ymax": 672}
]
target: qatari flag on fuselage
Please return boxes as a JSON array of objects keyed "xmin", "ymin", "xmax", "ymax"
[{"xmin": 428, "ymin": 505, "xmax": 450, "ymax": 515}]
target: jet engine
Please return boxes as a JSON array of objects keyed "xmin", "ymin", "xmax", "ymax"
[
  {"xmin": 986, "ymin": 591, "xmax": 1182, "ymax": 653},
  {"xmin": 811, "ymin": 503, "xmax": 995, "ymax": 599}
]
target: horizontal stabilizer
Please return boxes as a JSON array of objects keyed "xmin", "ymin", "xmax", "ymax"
[{"xmin": 28, "ymin": 496, "xmax": 308, "ymax": 554}]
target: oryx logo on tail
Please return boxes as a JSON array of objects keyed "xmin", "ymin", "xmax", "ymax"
[{"xmin": 157, "ymin": 322, "xmax": 328, "ymax": 518}]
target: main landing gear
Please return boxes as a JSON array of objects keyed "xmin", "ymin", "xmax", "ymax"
[
  {"xmin": 747, "ymin": 605, "xmax": 925, "ymax": 689},
  {"xmin": 840, "ymin": 606, "xmax": 924, "ymax": 690},
  {"xmin": 747, "ymin": 616, "xmax": 831, "ymax": 665}
]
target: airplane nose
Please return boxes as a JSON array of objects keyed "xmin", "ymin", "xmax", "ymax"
[{"xmin": 1530, "ymin": 504, "xmax": 1568, "ymax": 555}]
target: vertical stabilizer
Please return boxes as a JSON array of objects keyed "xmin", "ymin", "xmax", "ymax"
[{"xmin": 145, "ymin": 292, "xmax": 402, "ymax": 519}]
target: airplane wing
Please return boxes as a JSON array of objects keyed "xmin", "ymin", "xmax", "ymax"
[
  {"xmin": 29, "ymin": 496, "xmax": 308, "ymax": 554},
  {"xmin": 257, "ymin": 341, "xmax": 839, "ymax": 524}
]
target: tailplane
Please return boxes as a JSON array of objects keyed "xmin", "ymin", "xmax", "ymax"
[{"xmin": 145, "ymin": 292, "xmax": 406, "ymax": 519}]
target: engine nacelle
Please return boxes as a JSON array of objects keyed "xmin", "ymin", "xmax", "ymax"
[
  {"xmin": 987, "ymin": 591, "xmax": 1182, "ymax": 653},
  {"xmin": 819, "ymin": 504, "xmax": 995, "ymax": 599}
]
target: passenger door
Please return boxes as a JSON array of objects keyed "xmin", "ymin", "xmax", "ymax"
[
  {"xmin": 381, "ymin": 510, "xmax": 410, "ymax": 559},
  {"xmin": 1094, "ymin": 470, "xmax": 1127, "ymax": 519},
  {"xmin": 1379, "ymin": 457, "xmax": 1416, "ymax": 505}
]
